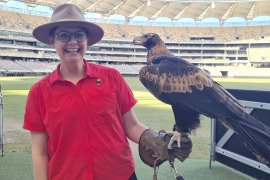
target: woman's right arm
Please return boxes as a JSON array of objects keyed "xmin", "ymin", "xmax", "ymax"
[{"xmin": 30, "ymin": 131, "xmax": 48, "ymax": 180}]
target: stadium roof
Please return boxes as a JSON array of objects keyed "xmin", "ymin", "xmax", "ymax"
[{"xmin": 11, "ymin": 0, "xmax": 270, "ymax": 22}]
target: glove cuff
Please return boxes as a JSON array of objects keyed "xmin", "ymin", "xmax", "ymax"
[{"xmin": 139, "ymin": 129, "xmax": 168, "ymax": 167}]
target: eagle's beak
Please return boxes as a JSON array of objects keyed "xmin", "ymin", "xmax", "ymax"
[{"xmin": 133, "ymin": 36, "xmax": 143, "ymax": 45}]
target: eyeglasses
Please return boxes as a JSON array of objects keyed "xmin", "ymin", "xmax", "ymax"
[{"xmin": 55, "ymin": 31, "xmax": 87, "ymax": 42}]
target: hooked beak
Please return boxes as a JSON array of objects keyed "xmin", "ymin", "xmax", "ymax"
[{"xmin": 133, "ymin": 36, "xmax": 144, "ymax": 45}]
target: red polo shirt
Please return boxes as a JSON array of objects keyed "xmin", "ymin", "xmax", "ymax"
[{"xmin": 23, "ymin": 61, "xmax": 137, "ymax": 180}]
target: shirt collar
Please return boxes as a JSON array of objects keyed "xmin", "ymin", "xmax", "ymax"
[{"xmin": 49, "ymin": 59, "xmax": 99, "ymax": 86}]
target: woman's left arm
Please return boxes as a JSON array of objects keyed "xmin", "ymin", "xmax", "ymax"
[{"xmin": 123, "ymin": 108, "xmax": 148, "ymax": 144}]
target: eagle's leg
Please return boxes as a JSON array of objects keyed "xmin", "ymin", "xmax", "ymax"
[{"xmin": 170, "ymin": 105, "xmax": 199, "ymax": 149}]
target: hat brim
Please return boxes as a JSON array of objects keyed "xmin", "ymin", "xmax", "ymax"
[{"xmin": 33, "ymin": 20, "xmax": 104, "ymax": 46}]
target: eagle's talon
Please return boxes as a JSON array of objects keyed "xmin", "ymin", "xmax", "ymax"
[{"xmin": 168, "ymin": 131, "xmax": 181, "ymax": 149}]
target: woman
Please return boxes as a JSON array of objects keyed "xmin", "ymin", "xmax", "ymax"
[{"xmin": 23, "ymin": 3, "xmax": 191, "ymax": 180}]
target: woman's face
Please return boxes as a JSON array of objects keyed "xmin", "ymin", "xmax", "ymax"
[{"xmin": 50, "ymin": 26, "xmax": 88, "ymax": 65}]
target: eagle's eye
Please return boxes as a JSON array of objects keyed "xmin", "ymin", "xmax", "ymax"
[{"xmin": 144, "ymin": 34, "xmax": 150, "ymax": 38}]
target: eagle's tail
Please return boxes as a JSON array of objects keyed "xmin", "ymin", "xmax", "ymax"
[{"xmin": 228, "ymin": 115, "xmax": 270, "ymax": 167}]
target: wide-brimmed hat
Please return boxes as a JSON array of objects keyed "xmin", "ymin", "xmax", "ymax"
[{"xmin": 33, "ymin": 3, "xmax": 104, "ymax": 46}]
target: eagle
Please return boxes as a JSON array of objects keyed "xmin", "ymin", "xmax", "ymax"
[{"xmin": 133, "ymin": 33, "xmax": 270, "ymax": 167}]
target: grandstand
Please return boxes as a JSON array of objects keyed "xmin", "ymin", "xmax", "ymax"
[{"xmin": 0, "ymin": 1, "xmax": 270, "ymax": 77}]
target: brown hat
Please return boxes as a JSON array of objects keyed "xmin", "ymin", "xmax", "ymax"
[{"xmin": 33, "ymin": 3, "xmax": 104, "ymax": 46}]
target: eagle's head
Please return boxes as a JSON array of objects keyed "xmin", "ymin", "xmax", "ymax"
[
  {"xmin": 133, "ymin": 33, "xmax": 162, "ymax": 50},
  {"xmin": 133, "ymin": 33, "xmax": 172, "ymax": 64}
]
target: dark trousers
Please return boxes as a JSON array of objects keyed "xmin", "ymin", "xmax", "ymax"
[{"xmin": 128, "ymin": 172, "xmax": 137, "ymax": 180}]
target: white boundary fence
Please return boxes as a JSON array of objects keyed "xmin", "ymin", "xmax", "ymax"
[{"xmin": 209, "ymin": 89, "xmax": 270, "ymax": 179}]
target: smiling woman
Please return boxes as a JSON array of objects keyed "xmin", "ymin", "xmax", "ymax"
[{"xmin": 22, "ymin": 4, "xmax": 154, "ymax": 180}]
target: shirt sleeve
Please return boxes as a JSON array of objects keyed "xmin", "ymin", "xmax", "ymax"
[
  {"xmin": 23, "ymin": 84, "xmax": 46, "ymax": 132},
  {"xmin": 114, "ymin": 70, "xmax": 137, "ymax": 115}
]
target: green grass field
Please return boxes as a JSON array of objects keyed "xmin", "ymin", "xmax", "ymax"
[{"xmin": 1, "ymin": 76, "xmax": 269, "ymax": 180}]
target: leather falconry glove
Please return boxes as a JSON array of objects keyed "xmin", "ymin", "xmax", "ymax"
[
  {"xmin": 139, "ymin": 129, "xmax": 192, "ymax": 179},
  {"xmin": 139, "ymin": 128, "xmax": 192, "ymax": 166}
]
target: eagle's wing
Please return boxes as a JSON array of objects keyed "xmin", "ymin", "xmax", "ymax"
[{"xmin": 139, "ymin": 55, "xmax": 246, "ymax": 120}]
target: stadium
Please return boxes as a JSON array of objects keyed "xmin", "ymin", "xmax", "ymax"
[
  {"xmin": 0, "ymin": 0, "xmax": 270, "ymax": 179},
  {"xmin": 0, "ymin": 0, "xmax": 270, "ymax": 77}
]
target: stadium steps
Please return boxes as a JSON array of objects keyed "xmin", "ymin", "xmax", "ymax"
[{"xmin": 12, "ymin": 61, "xmax": 33, "ymax": 72}]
